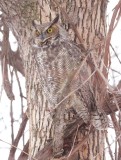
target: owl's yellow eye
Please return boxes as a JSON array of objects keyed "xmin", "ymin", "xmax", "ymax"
[
  {"xmin": 47, "ymin": 27, "xmax": 53, "ymax": 33},
  {"xmin": 35, "ymin": 30, "xmax": 40, "ymax": 36}
]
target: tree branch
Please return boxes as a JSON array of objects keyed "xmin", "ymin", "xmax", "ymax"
[
  {"xmin": 7, "ymin": 49, "xmax": 25, "ymax": 76},
  {"xmin": 8, "ymin": 108, "xmax": 28, "ymax": 160},
  {"xmin": 17, "ymin": 140, "xmax": 29, "ymax": 160},
  {"xmin": 104, "ymin": 93, "xmax": 121, "ymax": 114},
  {"xmin": 1, "ymin": 24, "xmax": 15, "ymax": 100}
]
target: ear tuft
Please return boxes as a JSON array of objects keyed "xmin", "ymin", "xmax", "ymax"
[
  {"xmin": 32, "ymin": 20, "xmax": 40, "ymax": 27},
  {"xmin": 32, "ymin": 20, "xmax": 35, "ymax": 27},
  {"xmin": 51, "ymin": 14, "xmax": 59, "ymax": 26}
]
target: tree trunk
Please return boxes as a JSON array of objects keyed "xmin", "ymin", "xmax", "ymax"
[{"xmin": 0, "ymin": 0, "xmax": 108, "ymax": 159}]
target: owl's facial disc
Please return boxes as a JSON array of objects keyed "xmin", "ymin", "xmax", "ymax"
[{"xmin": 35, "ymin": 24, "xmax": 59, "ymax": 45}]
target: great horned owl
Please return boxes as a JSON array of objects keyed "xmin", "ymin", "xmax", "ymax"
[{"xmin": 31, "ymin": 15, "xmax": 108, "ymax": 157}]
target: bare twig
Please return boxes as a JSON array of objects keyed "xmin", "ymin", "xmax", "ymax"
[
  {"xmin": 105, "ymin": 0, "xmax": 121, "ymax": 67},
  {"xmin": 1, "ymin": 23, "xmax": 15, "ymax": 100},
  {"xmin": 10, "ymin": 69, "xmax": 14, "ymax": 143},
  {"xmin": 0, "ymin": 138, "xmax": 37, "ymax": 160},
  {"xmin": 110, "ymin": 44, "xmax": 121, "ymax": 64},
  {"xmin": 8, "ymin": 108, "xmax": 28, "ymax": 160},
  {"xmin": 110, "ymin": 113, "xmax": 121, "ymax": 156},
  {"xmin": 67, "ymin": 125, "xmax": 79, "ymax": 159},
  {"xmin": 18, "ymin": 140, "xmax": 29, "ymax": 160},
  {"xmin": 110, "ymin": 68, "xmax": 121, "ymax": 76},
  {"xmin": 105, "ymin": 132, "xmax": 114, "ymax": 160},
  {"xmin": 14, "ymin": 70, "xmax": 26, "ymax": 145}
]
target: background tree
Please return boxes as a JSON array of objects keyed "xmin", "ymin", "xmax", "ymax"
[{"xmin": 0, "ymin": 0, "xmax": 121, "ymax": 160}]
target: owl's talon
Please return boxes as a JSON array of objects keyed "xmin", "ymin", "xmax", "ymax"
[{"xmin": 53, "ymin": 149, "xmax": 64, "ymax": 158}]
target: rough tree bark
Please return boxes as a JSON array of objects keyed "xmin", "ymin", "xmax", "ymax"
[{"xmin": 0, "ymin": 0, "xmax": 109, "ymax": 160}]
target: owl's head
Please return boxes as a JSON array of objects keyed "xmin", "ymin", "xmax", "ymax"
[{"xmin": 32, "ymin": 15, "xmax": 69, "ymax": 47}]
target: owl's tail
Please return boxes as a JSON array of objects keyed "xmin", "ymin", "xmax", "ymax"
[{"xmin": 91, "ymin": 110, "xmax": 109, "ymax": 130}]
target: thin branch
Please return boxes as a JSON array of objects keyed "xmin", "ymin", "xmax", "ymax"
[
  {"xmin": 1, "ymin": 24, "xmax": 15, "ymax": 100},
  {"xmin": 105, "ymin": 0, "xmax": 121, "ymax": 67},
  {"xmin": 0, "ymin": 138, "xmax": 37, "ymax": 160},
  {"xmin": 10, "ymin": 69, "xmax": 14, "ymax": 143},
  {"xmin": 115, "ymin": 140, "xmax": 118, "ymax": 160},
  {"xmin": 110, "ymin": 113, "xmax": 121, "ymax": 153},
  {"xmin": 14, "ymin": 70, "xmax": 26, "ymax": 146},
  {"xmin": 110, "ymin": 68, "xmax": 121, "ymax": 76},
  {"xmin": 0, "ymin": 49, "xmax": 25, "ymax": 76},
  {"xmin": 67, "ymin": 125, "xmax": 79, "ymax": 158},
  {"xmin": 18, "ymin": 140, "xmax": 29, "ymax": 160},
  {"xmin": 105, "ymin": 132, "xmax": 114, "ymax": 160},
  {"xmin": 8, "ymin": 108, "xmax": 28, "ymax": 160},
  {"xmin": 110, "ymin": 44, "xmax": 121, "ymax": 64}
]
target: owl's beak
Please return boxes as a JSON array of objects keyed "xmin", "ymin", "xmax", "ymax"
[
  {"xmin": 39, "ymin": 33, "xmax": 45, "ymax": 42},
  {"xmin": 38, "ymin": 32, "xmax": 51, "ymax": 44}
]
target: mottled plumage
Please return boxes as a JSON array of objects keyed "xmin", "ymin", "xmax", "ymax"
[{"xmin": 31, "ymin": 15, "xmax": 108, "ymax": 157}]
